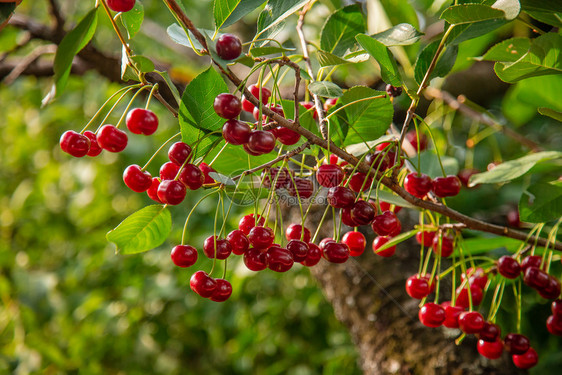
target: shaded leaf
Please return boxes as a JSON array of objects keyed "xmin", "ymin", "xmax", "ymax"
[
  {"xmin": 316, "ymin": 50, "xmax": 368, "ymax": 67},
  {"xmin": 214, "ymin": 0, "xmax": 266, "ymax": 30},
  {"xmin": 538, "ymin": 107, "xmax": 562, "ymax": 122},
  {"xmin": 441, "ymin": 4, "xmax": 506, "ymax": 24},
  {"xmin": 255, "ymin": 0, "xmax": 308, "ymax": 40},
  {"xmin": 370, "ymin": 190, "xmax": 417, "ymax": 209},
  {"xmin": 121, "ymin": 0, "xmax": 144, "ymax": 38},
  {"xmin": 167, "ymin": 23, "xmax": 214, "ymax": 51},
  {"xmin": 250, "ymin": 45, "xmax": 295, "ymax": 57},
  {"xmin": 369, "ymin": 23, "xmax": 423, "ymax": 46},
  {"xmin": 356, "ymin": 34, "xmax": 401, "ymax": 86},
  {"xmin": 206, "ymin": 141, "xmax": 275, "ymax": 175},
  {"xmin": 309, "ymin": 81, "xmax": 343, "ymax": 98},
  {"xmin": 320, "ymin": 4, "xmax": 366, "ymax": 57},
  {"xmin": 519, "ymin": 181, "xmax": 562, "ymax": 223},
  {"xmin": 411, "ymin": 152, "xmax": 459, "ymax": 178},
  {"xmin": 130, "ymin": 55, "xmax": 154, "ymax": 73},
  {"xmin": 520, "ymin": 0, "xmax": 562, "ymax": 27},
  {"xmin": 414, "ymin": 40, "xmax": 458, "ymax": 84},
  {"xmin": 0, "ymin": 2, "xmax": 16, "ymax": 24},
  {"xmin": 379, "ymin": 0, "xmax": 419, "ymax": 29}
]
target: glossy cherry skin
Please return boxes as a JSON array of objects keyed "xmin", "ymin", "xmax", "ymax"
[
  {"xmin": 226, "ymin": 229, "xmax": 250, "ymax": 255},
  {"xmin": 123, "ymin": 165, "xmax": 152, "ymax": 192},
  {"xmin": 364, "ymin": 151, "xmax": 390, "ymax": 172},
  {"xmin": 126, "ymin": 108, "xmax": 158, "ymax": 135},
  {"xmin": 415, "ymin": 231, "xmax": 435, "ymax": 247},
  {"xmin": 504, "ymin": 333, "xmax": 530, "ymax": 355},
  {"xmin": 404, "ymin": 172, "xmax": 432, "ymax": 198},
  {"xmin": 267, "ymin": 246, "xmax": 294, "ymax": 272},
  {"xmin": 546, "ymin": 315, "xmax": 562, "ymax": 336},
  {"xmin": 242, "ymin": 84, "xmax": 271, "ymax": 112},
  {"xmin": 348, "ymin": 172, "xmax": 372, "ymax": 193},
  {"xmin": 243, "ymin": 247, "xmax": 268, "ymax": 271},
  {"xmin": 442, "ymin": 304, "xmax": 464, "ymax": 328},
  {"xmin": 418, "ymin": 302, "xmax": 446, "ymax": 327},
  {"xmin": 457, "ymin": 168, "xmax": 479, "ymax": 187},
  {"xmin": 497, "ymin": 256, "xmax": 521, "ymax": 279},
  {"xmin": 286, "ymin": 240, "xmax": 309, "ymax": 262},
  {"xmin": 60, "ymin": 130, "xmax": 90, "ymax": 157},
  {"xmin": 199, "ymin": 163, "xmax": 216, "ymax": 184},
  {"xmin": 327, "ymin": 186, "xmax": 355, "ymax": 208},
  {"xmin": 215, "ymin": 33, "xmax": 242, "ymax": 60},
  {"xmin": 378, "ymin": 200, "xmax": 402, "ymax": 214},
  {"xmin": 512, "ymin": 348, "xmax": 538, "ymax": 369},
  {"xmin": 222, "ymin": 119, "xmax": 251, "ymax": 145},
  {"xmin": 342, "ymin": 231, "xmax": 366, "ymax": 257},
  {"xmin": 322, "ymin": 242, "xmax": 350, "ymax": 264},
  {"xmin": 432, "ymin": 175, "xmax": 461, "ymax": 197},
  {"xmin": 274, "ymin": 127, "xmax": 301, "ymax": 146},
  {"xmin": 319, "ymin": 238, "xmax": 335, "ymax": 251},
  {"xmin": 238, "ymin": 214, "xmax": 265, "ymax": 235},
  {"xmin": 301, "ymin": 243, "xmax": 322, "ymax": 267},
  {"xmin": 189, "ymin": 271, "xmax": 217, "ymax": 298},
  {"xmin": 477, "ymin": 339, "xmax": 503, "ymax": 360},
  {"xmin": 432, "ymin": 234, "xmax": 454, "ymax": 257},
  {"xmin": 406, "ymin": 275, "xmax": 430, "ymax": 299},
  {"xmin": 372, "ymin": 236, "xmax": 395, "ymax": 257},
  {"xmin": 288, "ymin": 178, "xmax": 314, "ymax": 199},
  {"xmin": 248, "ymin": 226, "xmax": 275, "ymax": 249},
  {"xmin": 168, "ymin": 142, "xmax": 192, "ymax": 166},
  {"xmin": 246, "ymin": 130, "xmax": 276, "ymax": 155},
  {"xmin": 479, "ymin": 322, "xmax": 501, "ymax": 342},
  {"xmin": 316, "ymin": 164, "xmax": 344, "ymax": 188},
  {"xmin": 324, "ymin": 98, "xmax": 338, "ymax": 112},
  {"xmin": 385, "ymin": 84, "xmax": 402, "ymax": 98},
  {"xmin": 214, "ymin": 93, "xmax": 242, "ymax": 119},
  {"xmin": 538, "ymin": 275, "xmax": 561, "ymax": 300},
  {"xmin": 456, "ymin": 284, "xmax": 484, "ymax": 308},
  {"xmin": 350, "ymin": 200, "xmax": 376, "ymax": 226},
  {"xmin": 262, "ymin": 167, "xmax": 290, "ymax": 189},
  {"xmin": 341, "ymin": 207, "xmax": 360, "ymax": 227},
  {"xmin": 107, "ymin": 0, "xmax": 136, "ymax": 12},
  {"xmin": 371, "ymin": 211, "xmax": 400, "ymax": 236},
  {"xmin": 97, "ymin": 125, "xmax": 127, "ymax": 152},
  {"xmin": 458, "ymin": 311, "xmax": 485, "ymax": 334},
  {"xmin": 147, "ymin": 177, "xmax": 162, "ymax": 203},
  {"xmin": 254, "ymin": 103, "xmax": 284, "ymax": 122},
  {"xmin": 462, "ymin": 267, "xmax": 488, "ymax": 289},
  {"xmin": 160, "ymin": 161, "xmax": 180, "ymax": 181},
  {"xmin": 404, "ymin": 131, "xmax": 427, "ymax": 152},
  {"xmin": 203, "ymin": 236, "xmax": 232, "ymax": 259},
  {"xmin": 520, "ymin": 255, "xmax": 542, "ymax": 273},
  {"xmin": 179, "ymin": 164, "xmax": 204, "ymax": 190},
  {"xmin": 552, "ymin": 299, "xmax": 562, "ymax": 316},
  {"xmin": 171, "ymin": 245, "xmax": 198, "ymax": 268},
  {"xmin": 523, "ymin": 266, "xmax": 549, "ymax": 290},
  {"xmin": 210, "ymin": 278, "xmax": 233, "ymax": 302},
  {"xmin": 156, "ymin": 180, "xmax": 186, "ymax": 205},
  {"xmin": 83, "ymin": 131, "xmax": 102, "ymax": 157},
  {"xmin": 300, "ymin": 101, "xmax": 318, "ymax": 119},
  {"xmin": 285, "ymin": 224, "xmax": 311, "ymax": 242}
]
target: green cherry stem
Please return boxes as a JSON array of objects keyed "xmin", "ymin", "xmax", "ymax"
[{"xmin": 141, "ymin": 132, "xmax": 181, "ymax": 171}]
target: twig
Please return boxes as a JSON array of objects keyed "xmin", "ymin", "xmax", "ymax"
[
  {"xmin": 162, "ymin": 0, "xmax": 208, "ymax": 53},
  {"xmin": 3, "ymin": 44, "xmax": 56, "ymax": 84},
  {"xmin": 47, "ymin": 0, "xmax": 65, "ymax": 36}
]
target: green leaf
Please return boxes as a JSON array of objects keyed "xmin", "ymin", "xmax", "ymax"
[
  {"xmin": 107, "ymin": 205, "xmax": 172, "ymax": 254},
  {"xmin": 447, "ymin": 18, "xmax": 509, "ymax": 46},
  {"xmin": 206, "ymin": 141, "xmax": 275, "ymax": 175},
  {"xmin": 491, "ymin": 0, "xmax": 521, "ymax": 20},
  {"xmin": 414, "ymin": 40, "xmax": 458, "ymax": 84},
  {"xmin": 372, "ymin": 230, "xmax": 418, "ymax": 252},
  {"xmin": 121, "ymin": 0, "xmax": 144, "ymax": 38},
  {"xmin": 316, "ymin": 50, "xmax": 368, "ymax": 67},
  {"xmin": 0, "ymin": 2, "xmax": 16, "ymax": 24},
  {"xmin": 154, "ymin": 70, "xmax": 181, "ymax": 107},
  {"xmin": 214, "ymin": 0, "xmax": 266, "ymax": 30},
  {"xmin": 130, "ymin": 55, "xmax": 154, "ymax": 73},
  {"xmin": 335, "ymin": 86, "xmax": 393, "ymax": 146},
  {"xmin": 179, "ymin": 67, "xmax": 229, "ymax": 158},
  {"xmin": 167, "ymin": 23, "xmax": 213, "ymax": 51},
  {"xmin": 468, "ymin": 151, "xmax": 562, "ymax": 186},
  {"xmin": 520, "ymin": 0, "xmax": 562, "ymax": 27},
  {"xmin": 320, "ymin": 4, "xmax": 366, "ymax": 57},
  {"xmin": 519, "ymin": 181, "xmax": 562, "ymax": 223},
  {"xmin": 308, "ymin": 81, "xmax": 343, "ymax": 98},
  {"xmin": 410, "ymin": 152, "xmax": 459, "ymax": 179},
  {"xmin": 369, "ymin": 23, "xmax": 423, "ymax": 46},
  {"xmin": 538, "ymin": 107, "xmax": 562, "ymax": 122},
  {"xmin": 249, "ymin": 45, "xmax": 295, "ymax": 57},
  {"xmin": 458, "ymin": 236, "xmax": 522, "ymax": 256},
  {"xmin": 441, "ymin": 4, "xmax": 506, "ymax": 24},
  {"xmin": 378, "ymin": 0, "xmax": 419, "ymax": 29},
  {"xmin": 47, "ymin": 8, "xmax": 98, "ymax": 102},
  {"xmin": 280, "ymin": 100, "xmax": 318, "ymax": 137},
  {"xmin": 356, "ymin": 34, "xmax": 401, "ymax": 86},
  {"xmin": 481, "ymin": 37, "xmax": 530, "ymax": 62},
  {"xmin": 208, "ymin": 172, "xmax": 236, "ymax": 186},
  {"xmin": 255, "ymin": 0, "xmax": 308, "ymax": 40},
  {"xmin": 370, "ymin": 190, "xmax": 417, "ymax": 209}
]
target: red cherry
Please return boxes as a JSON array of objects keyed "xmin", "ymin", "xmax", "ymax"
[
  {"xmin": 341, "ymin": 207, "xmax": 360, "ymax": 227},
  {"xmin": 238, "ymin": 214, "xmax": 265, "ymax": 235},
  {"xmin": 262, "ymin": 167, "xmax": 290, "ymax": 189},
  {"xmin": 458, "ymin": 311, "xmax": 485, "ymax": 334},
  {"xmin": 327, "ymin": 186, "xmax": 355, "ymax": 208},
  {"xmin": 168, "ymin": 142, "xmax": 192, "ymax": 166},
  {"xmin": 406, "ymin": 275, "xmax": 431, "ymax": 299},
  {"xmin": 221, "ymin": 119, "xmax": 251, "ymax": 145},
  {"xmin": 267, "ymin": 246, "xmax": 294, "ymax": 272},
  {"xmin": 160, "ymin": 161, "xmax": 180, "ymax": 181},
  {"xmin": 507, "ymin": 209, "xmax": 521, "ymax": 228},
  {"xmin": 60, "ymin": 130, "xmax": 90, "ymax": 157},
  {"xmin": 243, "ymin": 143, "xmax": 261, "ymax": 156},
  {"xmin": 126, "ymin": 108, "xmax": 158, "ymax": 135},
  {"xmin": 179, "ymin": 164, "xmax": 204, "ymax": 190},
  {"xmin": 288, "ymin": 178, "xmax": 314, "ymax": 199},
  {"xmin": 322, "ymin": 242, "xmax": 350, "ymax": 263},
  {"xmin": 189, "ymin": 271, "xmax": 217, "ymax": 298},
  {"xmin": 479, "ymin": 321, "xmax": 501, "ymax": 342},
  {"xmin": 241, "ymin": 84, "xmax": 271, "ymax": 112},
  {"xmin": 442, "ymin": 304, "xmax": 464, "ymax": 328},
  {"xmin": 319, "ymin": 238, "xmax": 335, "ymax": 251},
  {"xmin": 156, "ymin": 180, "xmax": 186, "ymax": 205},
  {"xmin": 210, "ymin": 278, "xmax": 233, "ymax": 302},
  {"xmin": 83, "ymin": 131, "xmax": 102, "ymax": 157},
  {"xmin": 203, "ymin": 236, "xmax": 232, "ymax": 259},
  {"xmin": 301, "ymin": 243, "xmax": 322, "ymax": 267},
  {"xmin": 171, "ymin": 245, "xmax": 198, "ymax": 268},
  {"xmin": 226, "ymin": 229, "xmax": 250, "ymax": 255},
  {"xmin": 418, "ymin": 302, "xmax": 446, "ymax": 327},
  {"xmin": 404, "ymin": 131, "xmax": 427, "ymax": 152},
  {"xmin": 342, "ymin": 231, "xmax": 366, "ymax": 257},
  {"xmin": 378, "ymin": 200, "xmax": 402, "ymax": 213},
  {"xmin": 461, "ymin": 267, "xmax": 488, "ymax": 289},
  {"xmin": 372, "ymin": 236, "xmax": 395, "ymax": 257},
  {"xmin": 477, "ymin": 339, "xmax": 503, "ymax": 360},
  {"xmin": 285, "ymin": 224, "xmax": 311, "ymax": 242},
  {"xmin": 432, "ymin": 233, "xmax": 454, "ymax": 257},
  {"xmin": 365, "ymin": 151, "xmax": 391, "ymax": 172},
  {"xmin": 246, "ymin": 130, "xmax": 276, "ymax": 155},
  {"xmin": 324, "ymin": 98, "xmax": 338, "ymax": 112},
  {"xmin": 546, "ymin": 315, "xmax": 562, "ymax": 336},
  {"xmin": 523, "ymin": 266, "xmax": 549, "ymax": 290},
  {"xmin": 215, "ymin": 33, "xmax": 242, "ymax": 60},
  {"xmin": 538, "ymin": 275, "xmax": 561, "ymax": 300},
  {"xmin": 243, "ymin": 247, "xmax": 267, "ymax": 271},
  {"xmin": 432, "ymin": 175, "xmax": 461, "ymax": 197},
  {"xmin": 248, "ymin": 226, "xmax": 275, "ymax": 249},
  {"xmin": 404, "ymin": 172, "xmax": 432, "ymax": 198},
  {"xmin": 504, "ymin": 333, "xmax": 530, "ymax": 355},
  {"xmin": 350, "ymin": 200, "xmax": 376, "ymax": 226},
  {"xmin": 123, "ymin": 165, "xmax": 152, "ymax": 192},
  {"xmin": 254, "ymin": 103, "xmax": 284, "ymax": 122},
  {"xmin": 497, "ymin": 256, "xmax": 521, "ymax": 279},
  {"xmin": 286, "ymin": 240, "xmax": 309, "ymax": 262},
  {"xmin": 300, "ymin": 101, "xmax": 318, "ymax": 119},
  {"xmin": 97, "ymin": 125, "xmax": 127, "ymax": 153},
  {"xmin": 512, "ymin": 348, "xmax": 538, "ymax": 369},
  {"xmin": 415, "ymin": 231, "xmax": 435, "ymax": 247},
  {"xmin": 274, "ymin": 126, "xmax": 301, "ymax": 146},
  {"xmin": 316, "ymin": 164, "xmax": 344, "ymax": 188},
  {"xmin": 147, "ymin": 177, "xmax": 162, "ymax": 203},
  {"xmin": 214, "ymin": 93, "xmax": 242, "ymax": 119},
  {"xmin": 107, "ymin": 0, "xmax": 135, "ymax": 12},
  {"xmin": 457, "ymin": 168, "xmax": 479, "ymax": 187},
  {"xmin": 371, "ymin": 211, "xmax": 401, "ymax": 236},
  {"xmin": 348, "ymin": 172, "xmax": 372, "ymax": 193},
  {"xmin": 456, "ymin": 284, "xmax": 484, "ymax": 308},
  {"xmin": 385, "ymin": 84, "xmax": 403, "ymax": 98},
  {"xmin": 552, "ymin": 299, "xmax": 562, "ymax": 316},
  {"xmin": 199, "ymin": 163, "xmax": 216, "ymax": 184},
  {"xmin": 520, "ymin": 255, "xmax": 543, "ymax": 273}
]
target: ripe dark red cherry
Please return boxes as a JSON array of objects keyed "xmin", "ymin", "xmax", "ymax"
[
  {"xmin": 227, "ymin": 229, "xmax": 250, "ymax": 255},
  {"xmin": 171, "ymin": 245, "xmax": 198, "ymax": 268},
  {"xmin": 378, "ymin": 200, "xmax": 402, "ymax": 213},
  {"xmin": 222, "ymin": 119, "xmax": 251, "ymax": 145},
  {"xmin": 301, "ymin": 243, "xmax": 322, "ymax": 267},
  {"xmin": 126, "ymin": 108, "xmax": 158, "ymax": 135},
  {"xmin": 147, "ymin": 178, "xmax": 162, "ymax": 203},
  {"xmin": 60, "ymin": 130, "xmax": 91, "ymax": 157},
  {"xmin": 442, "ymin": 303, "xmax": 464, "ymax": 328},
  {"xmin": 385, "ymin": 84, "xmax": 403, "ymax": 98},
  {"xmin": 319, "ymin": 238, "xmax": 335, "ymax": 251},
  {"xmin": 107, "ymin": 0, "xmax": 136, "ymax": 12},
  {"xmin": 546, "ymin": 315, "xmax": 562, "ymax": 336},
  {"xmin": 248, "ymin": 226, "xmax": 275, "ymax": 249},
  {"xmin": 364, "ymin": 151, "xmax": 390, "ymax": 172},
  {"xmin": 316, "ymin": 164, "xmax": 344, "ymax": 188},
  {"xmin": 286, "ymin": 240, "xmax": 309, "ymax": 262},
  {"xmin": 179, "ymin": 164, "xmax": 204, "ymax": 190},
  {"xmin": 83, "ymin": 131, "xmax": 101, "ymax": 157},
  {"xmin": 123, "ymin": 164, "xmax": 152, "ymax": 192},
  {"xmin": 552, "ymin": 299, "xmax": 562, "ymax": 316},
  {"xmin": 215, "ymin": 33, "xmax": 242, "ymax": 60},
  {"xmin": 432, "ymin": 233, "xmax": 454, "ymax": 257},
  {"xmin": 168, "ymin": 142, "xmax": 192, "ymax": 166},
  {"xmin": 253, "ymin": 103, "xmax": 284, "ymax": 122},
  {"xmin": 507, "ymin": 209, "xmax": 521, "ymax": 228},
  {"xmin": 342, "ymin": 231, "xmax": 366, "ymax": 257},
  {"xmin": 288, "ymin": 178, "xmax": 314, "ymax": 199},
  {"xmin": 350, "ymin": 200, "xmax": 376, "ymax": 226},
  {"xmin": 457, "ymin": 168, "xmax": 479, "ymax": 187},
  {"xmin": 262, "ymin": 167, "xmax": 290, "ymax": 189},
  {"xmin": 322, "ymin": 242, "xmax": 350, "ymax": 263},
  {"xmin": 246, "ymin": 130, "xmax": 276, "ymax": 155},
  {"xmin": 479, "ymin": 322, "xmax": 501, "ymax": 342},
  {"xmin": 415, "ymin": 231, "xmax": 435, "ymax": 247},
  {"xmin": 456, "ymin": 284, "xmax": 484, "ymax": 308},
  {"xmin": 243, "ymin": 247, "xmax": 268, "ymax": 271},
  {"xmin": 189, "ymin": 270, "xmax": 217, "ymax": 298},
  {"xmin": 539, "ymin": 275, "xmax": 561, "ymax": 300},
  {"xmin": 285, "ymin": 224, "xmax": 311, "ymax": 242},
  {"xmin": 462, "ymin": 267, "xmax": 488, "ymax": 289},
  {"xmin": 497, "ymin": 256, "xmax": 521, "ymax": 279},
  {"xmin": 156, "ymin": 180, "xmax": 186, "ymax": 205},
  {"xmin": 404, "ymin": 172, "xmax": 432, "ymax": 198},
  {"xmin": 274, "ymin": 126, "xmax": 301, "ymax": 146},
  {"xmin": 199, "ymin": 163, "xmax": 216, "ymax": 184},
  {"xmin": 458, "ymin": 311, "xmax": 485, "ymax": 334},
  {"xmin": 348, "ymin": 172, "xmax": 372, "ymax": 193},
  {"xmin": 371, "ymin": 211, "xmax": 400, "ymax": 236},
  {"xmin": 327, "ymin": 186, "xmax": 355, "ymax": 208},
  {"xmin": 523, "ymin": 266, "xmax": 549, "ymax": 290},
  {"xmin": 406, "ymin": 275, "xmax": 431, "ymax": 299},
  {"xmin": 404, "ymin": 131, "xmax": 427, "ymax": 152},
  {"xmin": 504, "ymin": 333, "xmax": 530, "ymax": 355},
  {"xmin": 203, "ymin": 236, "xmax": 232, "ymax": 259},
  {"xmin": 477, "ymin": 339, "xmax": 503, "ymax": 360},
  {"xmin": 238, "ymin": 214, "xmax": 265, "ymax": 235},
  {"xmin": 214, "ymin": 93, "xmax": 242, "ymax": 119},
  {"xmin": 432, "ymin": 175, "xmax": 461, "ymax": 197},
  {"xmin": 512, "ymin": 348, "xmax": 538, "ymax": 369},
  {"xmin": 210, "ymin": 278, "xmax": 233, "ymax": 302},
  {"xmin": 520, "ymin": 255, "xmax": 542, "ymax": 273},
  {"xmin": 242, "ymin": 84, "xmax": 271, "ymax": 112},
  {"xmin": 97, "ymin": 124, "xmax": 127, "ymax": 152},
  {"xmin": 418, "ymin": 302, "xmax": 446, "ymax": 327},
  {"xmin": 372, "ymin": 236, "xmax": 395, "ymax": 257},
  {"xmin": 341, "ymin": 207, "xmax": 360, "ymax": 227},
  {"xmin": 267, "ymin": 246, "xmax": 294, "ymax": 272},
  {"xmin": 160, "ymin": 161, "xmax": 180, "ymax": 181}
]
